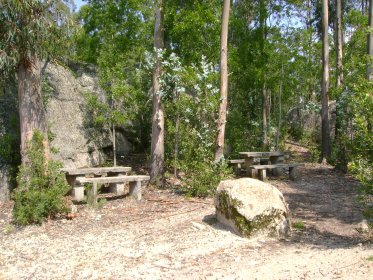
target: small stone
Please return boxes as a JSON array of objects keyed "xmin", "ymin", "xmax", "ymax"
[
  {"xmin": 71, "ymin": 205, "xmax": 78, "ymax": 214},
  {"xmin": 191, "ymin": 222, "xmax": 206, "ymax": 230}
]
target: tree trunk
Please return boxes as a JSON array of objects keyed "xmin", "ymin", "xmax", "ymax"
[
  {"xmin": 17, "ymin": 57, "xmax": 49, "ymax": 163},
  {"xmin": 262, "ymin": 85, "xmax": 269, "ymax": 148},
  {"xmin": 150, "ymin": 0, "xmax": 165, "ymax": 185},
  {"xmin": 112, "ymin": 124, "xmax": 116, "ymax": 166},
  {"xmin": 174, "ymin": 113, "xmax": 180, "ymax": 177},
  {"xmin": 276, "ymin": 64, "xmax": 283, "ymax": 150},
  {"xmin": 367, "ymin": 0, "xmax": 373, "ymax": 81},
  {"xmin": 321, "ymin": 0, "xmax": 331, "ymax": 162},
  {"xmin": 362, "ymin": 0, "xmax": 372, "ymax": 134},
  {"xmin": 335, "ymin": 0, "xmax": 343, "ymax": 87},
  {"xmin": 214, "ymin": 0, "xmax": 231, "ymax": 162},
  {"xmin": 259, "ymin": 0, "xmax": 269, "ymax": 149},
  {"xmin": 334, "ymin": 0, "xmax": 346, "ymax": 170}
]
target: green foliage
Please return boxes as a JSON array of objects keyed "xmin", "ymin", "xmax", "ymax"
[
  {"xmin": 0, "ymin": 0, "xmax": 75, "ymax": 72},
  {"xmin": 182, "ymin": 161, "xmax": 232, "ymax": 198},
  {"xmin": 165, "ymin": 0, "xmax": 221, "ymax": 63},
  {"xmin": 332, "ymin": 7, "xmax": 373, "ymax": 220},
  {"xmin": 146, "ymin": 51, "xmax": 232, "ymax": 196},
  {"xmin": 0, "ymin": 75, "xmax": 20, "ymax": 185},
  {"xmin": 70, "ymin": 0, "xmax": 371, "ymax": 204},
  {"xmin": 292, "ymin": 221, "xmax": 305, "ymax": 230},
  {"xmin": 41, "ymin": 77, "xmax": 55, "ymax": 106},
  {"xmin": 350, "ymin": 158, "xmax": 373, "ymax": 222},
  {"xmin": 76, "ymin": 0, "xmax": 153, "ymax": 150},
  {"xmin": 346, "ymin": 79, "xmax": 373, "ymax": 222},
  {"xmin": 13, "ymin": 131, "xmax": 69, "ymax": 225}
]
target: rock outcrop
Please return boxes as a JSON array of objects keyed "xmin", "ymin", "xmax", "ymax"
[
  {"xmin": 0, "ymin": 63, "xmax": 134, "ymax": 199},
  {"xmin": 43, "ymin": 62, "xmax": 133, "ymax": 168},
  {"xmin": 214, "ymin": 178, "xmax": 290, "ymax": 238}
]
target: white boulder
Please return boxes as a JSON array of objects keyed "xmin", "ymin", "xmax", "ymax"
[{"xmin": 214, "ymin": 178, "xmax": 290, "ymax": 238}]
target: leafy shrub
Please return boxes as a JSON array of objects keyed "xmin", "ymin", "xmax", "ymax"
[
  {"xmin": 343, "ymin": 79, "xmax": 373, "ymax": 223},
  {"xmin": 182, "ymin": 161, "xmax": 232, "ymax": 198},
  {"xmin": 13, "ymin": 130, "xmax": 70, "ymax": 225},
  {"xmin": 349, "ymin": 158, "xmax": 373, "ymax": 224},
  {"xmin": 147, "ymin": 52, "xmax": 233, "ymax": 196}
]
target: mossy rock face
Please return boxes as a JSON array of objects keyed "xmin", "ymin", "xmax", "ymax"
[{"xmin": 214, "ymin": 178, "xmax": 290, "ymax": 238}]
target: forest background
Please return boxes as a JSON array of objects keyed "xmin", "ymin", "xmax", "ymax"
[{"xmin": 0, "ymin": 0, "xmax": 372, "ymax": 224}]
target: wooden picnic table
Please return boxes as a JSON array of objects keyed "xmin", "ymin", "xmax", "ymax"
[
  {"xmin": 61, "ymin": 166, "xmax": 132, "ymax": 201},
  {"xmin": 61, "ymin": 166, "xmax": 132, "ymax": 177},
  {"xmin": 239, "ymin": 151, "xmax": 286, "ymax": 177}
]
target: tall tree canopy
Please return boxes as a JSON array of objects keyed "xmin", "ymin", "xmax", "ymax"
[{"xmin": 0, "ymin": 0, "xmax": 73, "ymax": 162}]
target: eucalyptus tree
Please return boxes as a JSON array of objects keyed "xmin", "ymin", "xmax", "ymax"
[
  {"xmin": 321, "ymin": 0, "xmax": 331, "ymax": 162},
  {"xmin": 368, "ymin": 0, "xmax": 373, "ymax": 81},
  {"xmin": 335, "ymin": 0, "xmax": 344, "ymax": 86},
  {"xmin": 0, "ymin": 0, "xmax": 73, "ymax": 163},
  {"xmin": 164, "ymin": 0, "xmax": 221, "ymax": 64},
  {"xmin": 150, "ymin": 0, "xmax": 165, "ymax": 185},
  {"xmin": 215, "ymin": 0, "xmax": 231, "ymax": 162}
]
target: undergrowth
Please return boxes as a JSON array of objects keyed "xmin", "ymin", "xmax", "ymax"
[{"xmin": 13, "ymin": 130, "xmax": 70, "ymax": 225}]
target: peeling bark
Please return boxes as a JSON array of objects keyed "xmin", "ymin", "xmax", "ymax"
[
  {"xmin": 215, "ymin": 0, "xmax": 231, "ymax": 162},
  {"xmin": 150, "ymin": 0, "xmax": 165, "ymax": 185},
  {"xmin": 321, "ymin": 0, "xmax": 331, "ymax": 161},
  {"xmin": 17, "ymin": 57, "xmax": 49, "ymax": 163}
]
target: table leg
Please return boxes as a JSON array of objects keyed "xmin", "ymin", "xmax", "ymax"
[
  {"xmin": 289, "ymin": 166, "xmax": 299, "ymax": 180},
  {"xmin": 270, "ymin": 156, "xmax": 281, "ymax": 176},
  {"xmin": 129, "ymin": 181, "xmax": 142, "ymax": 200},
  {"xmin": 87, "ymin": 182, "xmax": 98, "ymax": 205},
  {"xmin": 258, "ymin": 169, "xmax": 267, "ymax": 181},
  {"xmin": 245, "ymin": 157, "xmax": 257, "ymax": 178},
  {"xmin": 109, "ymin": 172, "xmax": 126, "ymax": 195},
  {"xmin": 71, "ymin": 186, "xmax": 85, "ymax": 201}
]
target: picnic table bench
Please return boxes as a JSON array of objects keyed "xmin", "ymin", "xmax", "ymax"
[
  {"xmin": 61, "ymin": 166, "xmax": 149, "ymax": 203},
  {"xmin": 76, "ymin": 175, "xmax": 150, "ymax": 203},
  {"xmin": 229, "ymin": 158, "xmax": 269, "ymax": 175},
  {"xmin": 249, "ymin": 163, "xmax": 305, "ymax": 181},
  {"xmin": 230, "ymin": 151, "xmax": 304, "ymax": 181}
]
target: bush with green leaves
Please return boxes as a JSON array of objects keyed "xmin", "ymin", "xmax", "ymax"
[
  {"xmin": 346, "ymin": 79, "xmax": 373, "ymax": 223},
  {"xmin": 13, "ymin": 131, "xmax": 70, "ymax": 225},
  {"xmin": 146, "ymin": 51, "xmax": 232, "ymax": 196}
]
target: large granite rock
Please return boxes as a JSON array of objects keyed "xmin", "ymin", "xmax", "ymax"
[
  {"xmin": 43, "ymin": 62, "xmax": 133, "ymax": 168},
  {"xmin": 214, "ymin": 178, "xmax": 290, "ymax": 238}
]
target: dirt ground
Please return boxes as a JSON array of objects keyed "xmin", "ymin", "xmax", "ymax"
[{"xmin": 0, "ymin": 150, "xmax": 372, "ymax": 279}]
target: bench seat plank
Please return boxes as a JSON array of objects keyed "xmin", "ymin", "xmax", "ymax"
[
  {"xmin": 76, "ymin": 175, "xmax": 150, "ymax": 184},
  {"xmin": 228, "ymin": 159, "xmax": 245, "ymax": 164},
  {"xmin": 248, "ymin": 163, "xmax": 304, "ymax": 181},
  {"xmin": 73, "ymin": 175, "xmax": 150, "ymax": 203},
  {"xmin": 249, "ymin": 163, "xmax": 304, "ymax": 169}
]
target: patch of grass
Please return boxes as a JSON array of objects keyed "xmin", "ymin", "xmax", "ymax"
[
  {"xmin": 367, "ymin": 256, "xmax": 373, "ymax": 262},
  {"xmin": 3, "ymin": 223, "xmax": 15, "ymax": 235},
  {"xmin": 96, "ymin": 198, "xmax": 107, "ymax": 209},
  {"xmin": 292, "ymin": 221, "xmax": 305, "ymax": 230}
]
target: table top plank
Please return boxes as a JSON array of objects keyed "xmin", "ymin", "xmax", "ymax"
[
  {"xmin": 61, "ymin": 166, "xmax": 132, "ymax": 175},
  {"xmin": 239, "ymin": 151, "xmax": 284, "ymax": 157},
  {"xmin": 76, "ymin": 175, "xmax": 150, "ymax": 184}
]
